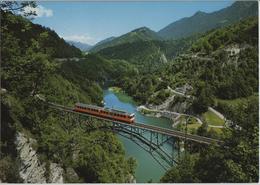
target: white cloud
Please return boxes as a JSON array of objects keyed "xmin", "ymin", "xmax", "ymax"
[
  {"xmin": 61, "ymin": 34, "xmax": 96, "ymax": 45},
  {"xmin": 23, "ymin": 5, "xmax": 53, "ymax": 18}
]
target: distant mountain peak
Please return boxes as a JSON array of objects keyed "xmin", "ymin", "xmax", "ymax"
[
  {"xmin": 66, "ymin": 40, "xmax": 92, "ymax": 52},
  {"xmin": 158, "ymin": 1, "xmax": 258, "ymax": 40},
  {"xmin": 90, "ymin": 27, "xmax": 161, "ymax": 52},
  {"xmin": 194, "ymin": 11, "xmax": 207, "ymax": 16}
]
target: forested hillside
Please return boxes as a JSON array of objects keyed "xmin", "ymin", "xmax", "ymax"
[
  {"xmin": 1, "ymin": 11, "xmax": 82, "ymax": 58},
  {"xmin": 97, "ymin": 35, "xmax": 199, "ymax": 74},
  {"xmin": 109, "ymin": 17, "xmax": 258, "ymax": 108},
  {"xmin": 1, "ymin": 9, "xmax": 136, "ymax": 183}
]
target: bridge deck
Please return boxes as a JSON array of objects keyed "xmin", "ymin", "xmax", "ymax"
[{"xmin": 49, "ymin": 103, "xmax": 222, "ymax": 145}]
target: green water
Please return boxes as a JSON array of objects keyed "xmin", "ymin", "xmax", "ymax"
[{"xmin": 103, "ymin": 89, "xmax": 174, "ymax": 182}]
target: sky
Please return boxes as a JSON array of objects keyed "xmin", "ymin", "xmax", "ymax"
[{"xmin": 31, "ymin": 1, "xmax": 234, "ymax": 45}]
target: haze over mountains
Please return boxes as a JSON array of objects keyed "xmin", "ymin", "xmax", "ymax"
[
  {"xmin": 90, "ymin": 1, "xmax": 258, "ymax": 52},
  {"xmin": 67, "ymin": 41, "xmax": 93, "ymax": 52}
]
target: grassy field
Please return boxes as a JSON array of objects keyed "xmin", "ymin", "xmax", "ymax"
[
  {"xmin": 187, "ymin": 117, "xmax": 201, "ymax": 134},
  {"xmin": 139, "ymin": 108, "xmax": 156, "ymax": 115},
  {"xmin": 175, "ymin": 115, "xmax": 224, "ymax": 136},
  {"xmin": 208, "ymin": 127, "xmax": 223, "ymax": 135},
  {"xmin": 202, "ymin": 111, "xmax": 225, "ymax": 126}
]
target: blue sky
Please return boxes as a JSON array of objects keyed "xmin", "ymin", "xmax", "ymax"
[{"xmin": 32, "ymin": 1, "xmax": 234, "ymax": 45}]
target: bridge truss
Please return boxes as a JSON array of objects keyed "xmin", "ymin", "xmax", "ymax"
[{"xmin": 50, "ymin": 104, "xmax": 214, "ymax": 170}]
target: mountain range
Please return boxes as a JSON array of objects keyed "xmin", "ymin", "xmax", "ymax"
[
  {"xmin": 90, "ymin": 1, "xmax": 258, "ymax": 52},
  {"xmin": 158, "ymin": 1, "xmax": 258, "ymax": 39},
  {"xmin": 90, "ymin": 27, "xmax": 161, "ymax": 52}
]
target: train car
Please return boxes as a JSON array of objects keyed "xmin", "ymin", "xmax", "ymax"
[{"xmin": 73, "ymin": 103, "xmax": 135, "ymax": 123}]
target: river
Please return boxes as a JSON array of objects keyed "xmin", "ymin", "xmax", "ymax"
[{"xmin": 103, "ymin": 89, "xmax": 174, "ymax": 182}]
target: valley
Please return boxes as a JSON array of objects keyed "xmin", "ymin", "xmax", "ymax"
[{"xmin": 0, "ymin": 1, "xmax": 259, "ymax": 183}]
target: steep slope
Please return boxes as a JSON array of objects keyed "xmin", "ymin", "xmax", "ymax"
[
  {"xmin": 158, "ymin": 1, "xmax": 258, "ymax": 40},
  {"xmin": 67, "ymin": 41, "xmax": 92, "ymax": 51},
  {"xmin": 90, "ymin": 27, "xmax": 161, "ymax": 52},
  {"xmin": 94, "ymin": 36, "xmax": 116, "ymax": 47},
  {"xmin": 1, "ymin": 11, "xmax": 82, "ymax": 58},
  {"xmin": 115, "ymin": 17, "xmax": 258, "ymax": 106},
  {"xmin": 1, "ymin": 10, "xmax": 136, "ymax": 183},
  {"xmin": 97, "ymin": 34, "xmax": 199, "ymax": 74},
  {"xmin": 162, "ymin": 16, "xmax": 258, "ymax": 100}
]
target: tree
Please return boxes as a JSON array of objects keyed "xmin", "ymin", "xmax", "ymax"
[
  {"xmin": 160, "ymin": 154, "xmax": 199, "ymax": 183},
  {"xmin": 0, "ymin": 1, "xmax": 37, "ymax": 17},
  {"xmin": 197, "ymin": 122, "xmax": 208, "ymax": 136},
  {"xmin": 162, "ymin": 98, "xmax": 258, "ymax": 183},
  {"xmin": 192, "ymin": 90, "xmax": 212, "ymax": 114}
]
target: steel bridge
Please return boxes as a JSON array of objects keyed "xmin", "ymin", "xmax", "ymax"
[{"xmin": 48, "ymin": 102, "xmax": 222, "ymax": 170}]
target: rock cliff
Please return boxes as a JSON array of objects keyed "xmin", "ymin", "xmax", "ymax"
[{"xmin": 15, "ymin": 132, "xmax": 64, "ymax": 183}]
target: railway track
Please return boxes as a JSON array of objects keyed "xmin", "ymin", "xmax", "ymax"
[{"xmin": 48, "ymin": 102, "xmax": 223, "ymax": 145}]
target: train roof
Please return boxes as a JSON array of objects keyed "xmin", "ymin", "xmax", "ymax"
[{"xmin": 75, "ymin": 103, "xmax": 134, "ymax": 116}]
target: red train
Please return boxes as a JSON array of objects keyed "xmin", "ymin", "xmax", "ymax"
[{"xmin": 73, "ymin": 103, "xmax": 135, "ymax": 123}]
